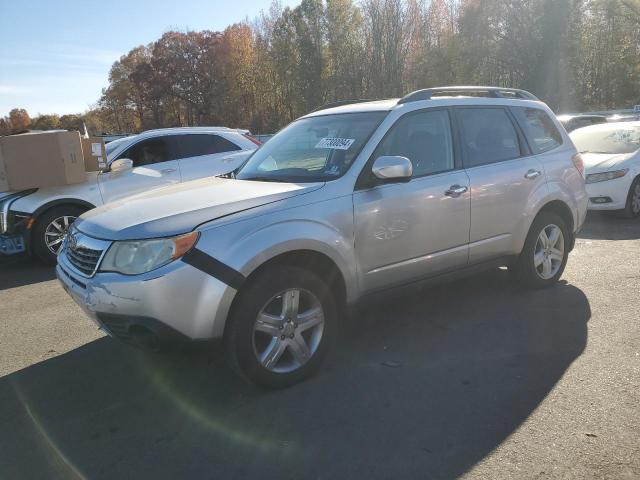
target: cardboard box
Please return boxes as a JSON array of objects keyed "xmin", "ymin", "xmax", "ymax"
[
  {"xmin": 0, "ymin": 131, "xmax": 86, "ymax": 191},
  {"xmin": 82, "ymin": 137, "xmax": 108, "ymax": 171}
]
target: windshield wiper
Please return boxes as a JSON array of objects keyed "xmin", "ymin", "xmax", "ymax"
[{"xmin": 240, "ymin": 176, "xmax": 283, "ymax": 182}]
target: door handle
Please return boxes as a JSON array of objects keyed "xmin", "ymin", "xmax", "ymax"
[
  {"xmin": 524, "ymin": 169, "xmax": 542, "ymax": 180},
  {"xmin": 445, "ymin": 184, "xmax": 468, "ymax": 197},
  {"xmin": 161, "ymin": 168, "xmax": 177, "ymax": 174}
]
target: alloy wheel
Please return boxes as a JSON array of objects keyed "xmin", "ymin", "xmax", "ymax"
[
  {"xmin": 533, "ymin": 224, "xmax": 565, "ymax": 280},
  {"xmin": 44, "ymin": 215, "xmax": 76, "ymax": 255},
  {"xmin": 252, "ymin": 288, "xmax": 325, "ymax": 374},
  {"xmin": 631, "ymin": 183, "xmax": 640, "ymax": 216}
]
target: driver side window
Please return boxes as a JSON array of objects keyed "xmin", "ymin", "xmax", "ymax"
[
  {"xmin": 373, "ymin": 109, "xmax": 454, "ymax": 178},
  {"xmin": 119, "ymin": 137, "xmax": 173, "ymax": 167}
]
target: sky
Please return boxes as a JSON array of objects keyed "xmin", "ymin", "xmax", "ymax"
[{"xmin": 0, "ymin": 0, "xmax": 299, "ymax": 117}]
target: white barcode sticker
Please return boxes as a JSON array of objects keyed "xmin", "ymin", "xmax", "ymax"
[
  {"xmin": 91, "ymin": 143, "xmax": 102, "ymax": 156},
  {"xmin": 315, "ymin": 137, "xmax": 355, "ymax": 150}
]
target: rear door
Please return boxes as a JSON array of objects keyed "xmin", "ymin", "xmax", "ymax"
[
  {"xmin": 174, "ymin": 134, "xmax": 245, "ymax": 182},
  {"xmin": 98, "ymin": 136, "xmax": 181, "ymax": 203},
  {"xmin": 455, "ymin": 106, "xmax": 547, "ymax": 263}
]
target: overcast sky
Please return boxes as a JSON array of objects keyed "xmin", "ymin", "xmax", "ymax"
[{"xmin": 0, "ymin": 0, "xmax": 299, "ymax": 117}]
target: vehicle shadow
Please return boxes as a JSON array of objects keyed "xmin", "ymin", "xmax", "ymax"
[
  {"xmin": 578, "ymin": 211, "xmax": 640, "ymax": 240},
  {"xmin": 0, "ymin": 255, "xmax": 56, "ymax": 291},
  {"xmin": 0, "ymin": 270, "xmax": 590, "ymax": 479}
]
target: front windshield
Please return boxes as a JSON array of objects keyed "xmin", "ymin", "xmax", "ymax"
[
  {"xmin": 571, "ymin": 125, "xmax": 640, "ymax": 154},
  {"xmin": 236, "ymin": 112, "xmax": 387, "ymax": 182},
  {"xmin": 105, "ymin": 136, "xmax": 133, "ymax": 158}
]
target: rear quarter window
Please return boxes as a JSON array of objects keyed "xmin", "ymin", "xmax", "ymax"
[{"xmin": 513, "ymin": 107, "xmax": 563, "ymax": 154}]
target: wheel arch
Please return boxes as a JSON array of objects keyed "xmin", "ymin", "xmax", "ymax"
[
  {"xmin": 224, "ymin": 249, "xmax": 349, "ymax": 339},
  {"xmin": 31, "ymin": 198, "xmax": 96, "ymax": 220},
  {"xmin": 533, "ymin": 199, "xmax": 576, "ymax": 250}
]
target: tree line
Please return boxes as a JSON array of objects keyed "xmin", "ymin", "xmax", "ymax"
[{"xmin": 2, "ymin": 0, "xmax": 639, "ymax": 136}]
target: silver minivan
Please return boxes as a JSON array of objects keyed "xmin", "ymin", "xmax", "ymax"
[{"xmin": 57, "ymin": 87, "xmax": 588, "ymax": 388}]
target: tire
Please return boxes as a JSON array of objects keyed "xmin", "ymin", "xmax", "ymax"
[
  {"xmin": 31, "ymin": 206, "xmax": 85, "ymax": 265},
  {"xmin": 225, "ymin": 265, "xmax": 337, "ymax": 389},
  {"xmin": 512, "ymin": 211, "xmax": 570, "ymax": 289},
  {"xmin": 621, "ymin": 176, "xmax": 640, "ymax": 219}
]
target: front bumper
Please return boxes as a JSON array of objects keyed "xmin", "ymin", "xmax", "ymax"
[
  {"xmin": 57, "ymin": 251, "xmax": 237, "ymax": 342},
  {"xmin": 585, "ymin": 174, "xmax": 632, "ymax": 210}
]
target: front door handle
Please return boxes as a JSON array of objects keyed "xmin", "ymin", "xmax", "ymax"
[
  {"xmin": 524, "ymin": 169, "xmax": 542, "ymax": 180},
  {"xmin": 161, "ymin": 168, "xmax": 177, "ymax": 174},
  {"xmin": 445, "ymin": 184, "xmax": 468, "ymax": 197}
]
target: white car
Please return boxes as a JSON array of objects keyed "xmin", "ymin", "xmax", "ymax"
[
  {"xmin": 0, "ymin": 127, "xmax": 260, "ymax": 263},
  {"xmin": 570, "ymin": 121, "xmax": 640, "ymax": 218}
]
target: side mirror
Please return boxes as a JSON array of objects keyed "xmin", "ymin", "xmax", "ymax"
[
  {"xmin": 109, "ymin": 158, "xmax": 133, "ymax": 173},
  {"xmin": 372, "ymin": 156, "xmax": 412, "ymax": 182}
]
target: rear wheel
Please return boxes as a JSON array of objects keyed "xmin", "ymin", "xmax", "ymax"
[
  {"xmin": 225, "ymin": 265, "xmax": 336, "ymax": 388},
  {"xmin": 32, "ymin": 206, "xmax": 85, "ymax": 265},
  {"xmin": 621, "ymin": 176, "xmax": 640, "ymax": 219},
  {"xmin": 512, "ymin": 211, "xmax": 570, "ymax": 288}
]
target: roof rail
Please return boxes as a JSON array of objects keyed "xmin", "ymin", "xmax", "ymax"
[
  {"xmin": 311, "ymin": 99, "xmax": 376, "ymax": 112},
  {"xmin": 397, "ymin": 86, "xmax": 538, "ymax": 104}
]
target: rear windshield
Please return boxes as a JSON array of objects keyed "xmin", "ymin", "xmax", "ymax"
[
  {"xmin": 571, "ymin": 125, "xmax": 640, "ymax": 154},
  {"xmin": 236, "ymin": 112, "xmax": 387, "ymax": 182}
]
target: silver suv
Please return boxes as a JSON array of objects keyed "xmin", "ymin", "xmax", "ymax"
[{"xmin": 57, "ymin": 87, "xmax": 588, "ymax": 388}]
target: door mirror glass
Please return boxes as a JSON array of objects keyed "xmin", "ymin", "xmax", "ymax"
[
  {"xmin": 372, "ymin": 156, "xmax": 413, "ymax": 182},
  {"xmin": 110, "ymin": 158, "xmax": 133, "ymax": 172}
]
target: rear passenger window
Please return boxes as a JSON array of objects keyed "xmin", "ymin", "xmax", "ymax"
[
  {"xmin": 175, "ymin": 134, "xmax": 240, "ymax": 160},
  {"xmin": 373, "ymin": 110, "xmax": 454, "ymax": 178},
  {"xmin": 458, "ymin": 108, "xmax": 521, "ymax": 167},
  {"xmin": 513, "ymin": 107, "xmax": 562, "ymax": 154}
]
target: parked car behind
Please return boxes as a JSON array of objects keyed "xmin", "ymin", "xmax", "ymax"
[
  {"xmin": 0, "ymin": 127, "xmax": 260, "ymax": 263},
  {"xmin": 557, "ymin": 114, "xmax": 608, "ymax": 132},
  {"xmin": 57, "ymin": 86, "xmax": 587, "ymax": 388},
  {"xmin": 570, "ymin": 121, "xmax": 640, "ymax": 217}
]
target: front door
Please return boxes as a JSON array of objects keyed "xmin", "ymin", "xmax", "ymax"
[
  {"xmin": 353, "ymin": 109, "xmax": 471, "ymax": 293},
  {"xmin": 98, "ymin": 136, "xmax": 181, "ymax": 204}
]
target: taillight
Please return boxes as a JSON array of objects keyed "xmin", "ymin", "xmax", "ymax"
[
  {"xmin": 572, "ymin": 153, "xmax": 584, "ymax": 178},
  {"xmin": 243, "ymin": 133, "xmax": 262, "ymax": 146}
]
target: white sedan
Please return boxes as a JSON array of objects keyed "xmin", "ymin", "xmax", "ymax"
[{"xmin": 570, "ymin": 121, "xmax": 640, "ymax": 218}]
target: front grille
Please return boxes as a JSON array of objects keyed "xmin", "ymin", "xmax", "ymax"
[
  {"xmin": 67, "ymin": 245, "xmax": 103, "ymax": 276},
  {"xmin": 62, "ymin": 228, "xmax": 111, "ymax": 277}
]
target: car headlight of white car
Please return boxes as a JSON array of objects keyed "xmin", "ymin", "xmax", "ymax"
[
  {"xmin": 585, "ymin": 168, "xmax": 629, "ymax": 184},
  {"xmin": 100, "ymin": 231, "xmax": 199, "ymax": 275}
]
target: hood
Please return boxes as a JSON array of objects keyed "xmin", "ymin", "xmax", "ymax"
[
  {"xmin": 582, "ymin": 152, "xmax": 634, "ymax": 172},
  {"xmin": 76, "ymin": 177, "xmax": 323, "ymax": 241}
]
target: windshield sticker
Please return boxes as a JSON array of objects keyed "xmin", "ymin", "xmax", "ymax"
[
  {"xmin": 326, "ymin": 165, "xmax": 341, "ymax": 175},
  {"xmin": 315, "ymin": 137, "xmax": 355, "ymax": 150}
]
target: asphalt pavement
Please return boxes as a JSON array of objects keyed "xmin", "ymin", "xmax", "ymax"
[{"xmin": 0, "ymin": 212, "xmax": 638, "ymax": 479}]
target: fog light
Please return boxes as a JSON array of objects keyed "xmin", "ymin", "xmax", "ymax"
[{"xmin": 590, "ymin": 196, "xmax": 612, "ymax": 204}]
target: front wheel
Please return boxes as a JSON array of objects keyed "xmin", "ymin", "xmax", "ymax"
[
  {"xmin": 621, "ymin": 176, "xmax": 640, "ymax": 219},
  {"xmin": 511, "ymin": 211, "xmax": 570, "ymax": 289},
  {"xmin": 31, "ymin": 206, "xmax": 85, "ymax": 265},
  {"xmin": 225, "ymin": 265, "xmax": 336, "ymax": 388}
]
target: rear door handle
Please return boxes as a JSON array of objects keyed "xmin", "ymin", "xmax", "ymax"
[
  {"xmin": 445, "ymin": 185, "xmax": 468, "ymax": 197},
  {"xmin": 161, "ymin": 168, "xmax": 177, "ymax": 174},
  {"xmin": 524, "ymin": 169, "xmax": 542, "ymax": 180}
]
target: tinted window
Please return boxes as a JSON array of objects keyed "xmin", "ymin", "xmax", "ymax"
[
  {"xmin": 373, "ymin": 110, "xmax": 454, "ymax": 177},
  {"xmin": 513, "ymin": 107, "xmax": 562, "ymax": 154},
  {"xmin": 458, "ymin": 108, "xmax": 521, "ymax": 167},
  {"xmin": 175, "ymin": 134, "xmax": 240, "ymax": 160},
  {"xmin": 120, "ymin": 137, "xmax": 173, "ymax": 167}
]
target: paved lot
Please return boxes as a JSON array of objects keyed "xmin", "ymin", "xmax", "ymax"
[{"xmin": 1, "ymin": 213, "xmax": 639, "ymax": 479}]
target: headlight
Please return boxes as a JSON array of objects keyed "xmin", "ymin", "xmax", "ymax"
[
  {"xmin": 585, "ymin": 168, "xmax": 629, "ymax": 184},
  {"xmin": 100, "ymin": 231, "xmax": 199, "ymax": 275}
]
